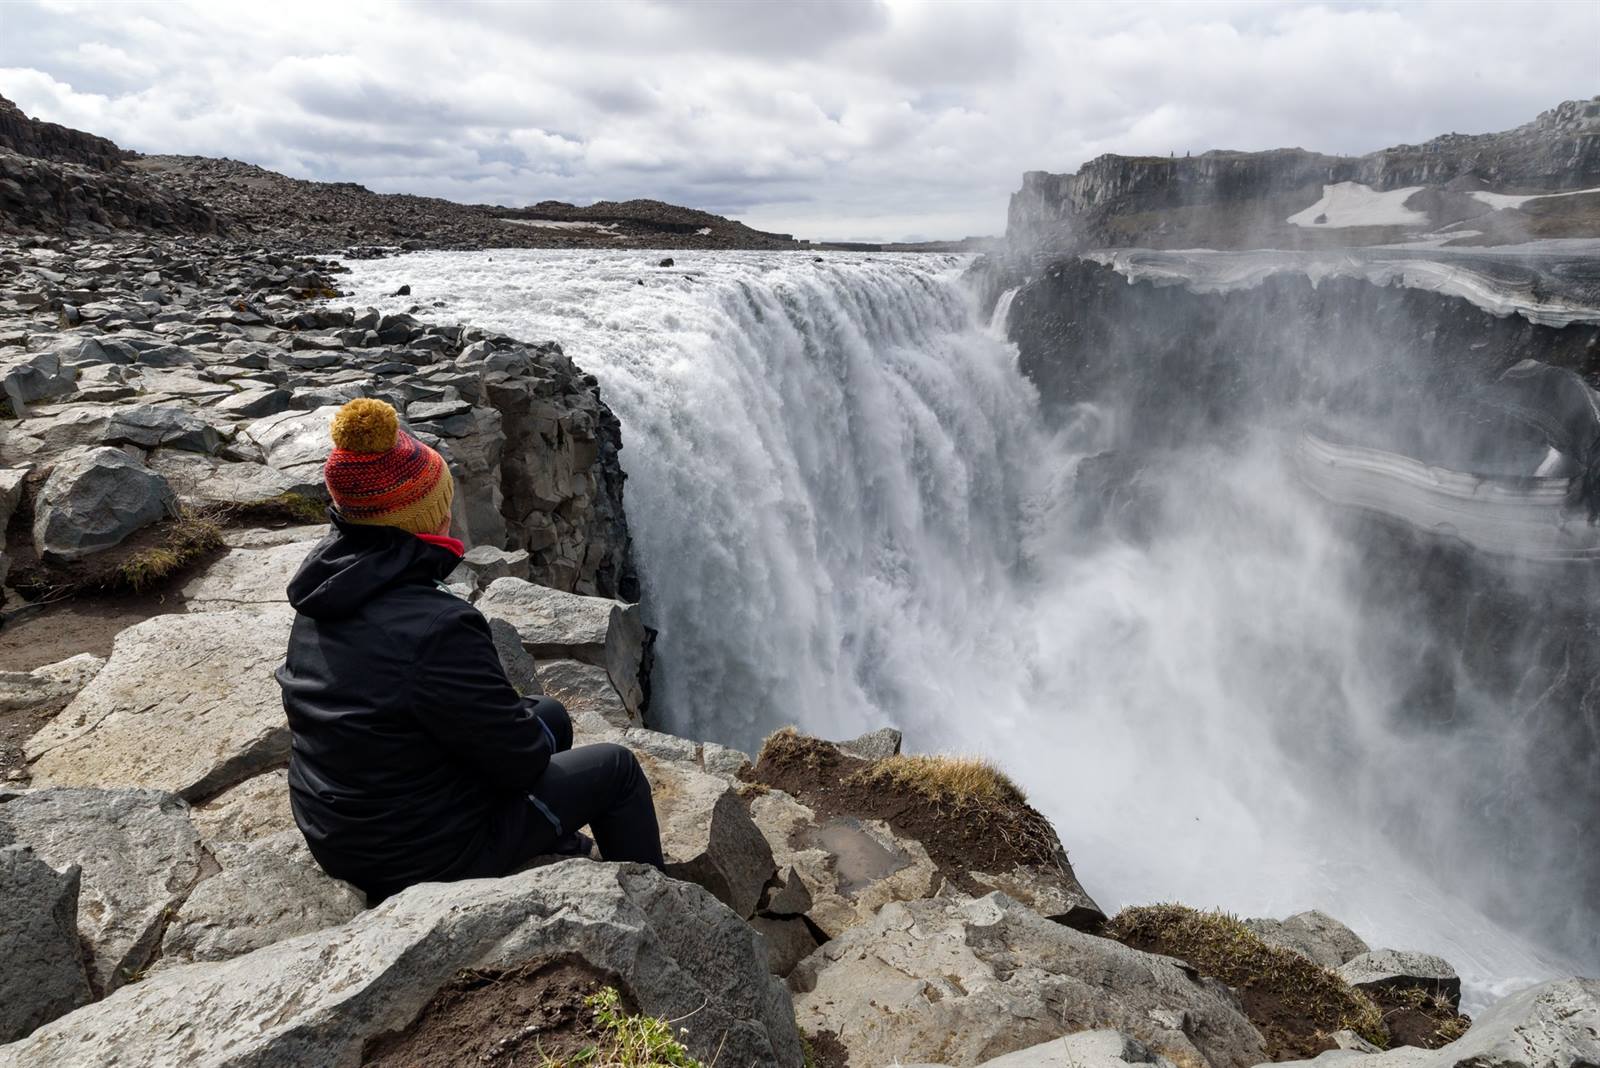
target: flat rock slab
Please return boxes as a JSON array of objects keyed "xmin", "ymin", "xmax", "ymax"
[
  {"xmin": 1274, "ymin": 978, "xmax": 1600, "ymax": 1067},
  {"xmin": 904, "ymin": 1029, "xmax": 1181, "ymax": 1068},
  {"xmin": 0, "ymin": 861, "xmax": 803, "ymax": 1068},
  {"xmin": 0, "ymin": 653, "xmax": 104, "ymax": 714},
  {"xmin": 189, "ymin": 769, "xmax": 295, "ymax": 845},
  {"xmin": 26, "ymin": 608, "xmax": 296, "ymax": 800},
  {"xmin": 180, "ymin": 540, "xmax": 319, "ymax": 611},
  {"xmin": 0, "ymin": 844, "xmax": 93, "ymax": 1042},
  {"xmin": 790, "ymin": 892, "xmax": 1267, "ymax": 1068},
  {"xmin": 477, "ymin": 577, "xmax": 617, "ymax": 661},
  {"xmin": 1244, "ymin": 910, "xmax": 1370, "ymax": 970},
  {"xmin": 0, "ymin": 788, "xmax": 204, "ymax": 996},
  {"xmin": 155, "ymin": 830, "xmax": 364, "ymax": 970},
  {"xmin": 146, "ymin": 450, "xmax": 299, "ymax": 509}
]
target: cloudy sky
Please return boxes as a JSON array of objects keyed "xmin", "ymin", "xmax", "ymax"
[{"xmin": 2, "ymin": 0, "xmax": 1596, "ymax": 242}]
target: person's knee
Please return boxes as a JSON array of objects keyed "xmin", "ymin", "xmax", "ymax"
[
  {"xmin": 592, "ymin": 742, "xmax": 649, "ymax": 795},
  {"xmin": 532, "ymin": 698, "xmax": 572, "ymax": 752}
]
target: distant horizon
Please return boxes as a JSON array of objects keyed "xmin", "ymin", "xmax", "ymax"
[{"xmin": 3, "ymin": 0, "xmax": 1597, "ymax": 243}]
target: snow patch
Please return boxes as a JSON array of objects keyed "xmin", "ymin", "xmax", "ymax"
[
  {"xmin": 1287, "ymin": 182, "xmax": 1428, "ymax": 229},
  {"xmin": 1470, "ymin": 186, "xmax": 1600, "ymax": 211},
  {"xmin": 501, "ymin": 218, "xmax": 621, "ymax": 233},
  {"xmin": 695, "ymin": 227, "xmax": 713, "ymax": 236}
]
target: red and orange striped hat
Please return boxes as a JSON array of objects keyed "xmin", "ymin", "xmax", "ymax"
[{"xmin": 323, "ymin": 398, "xmax": 454, "ymax": 535}]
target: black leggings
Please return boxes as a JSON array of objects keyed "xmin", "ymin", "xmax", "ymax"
[{"xmin": 519, "ymin": 701, "xmax": 664, "ymax": 867}]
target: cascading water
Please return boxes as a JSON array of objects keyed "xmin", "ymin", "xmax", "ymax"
[{"xmin": 344, "ymin": 249, "xmax": 1587, "ymax": 1011}]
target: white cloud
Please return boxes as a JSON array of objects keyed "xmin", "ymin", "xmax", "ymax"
[{"xmin": 1, "ymin": 0, "xmax": 1595, "ymax": 242}]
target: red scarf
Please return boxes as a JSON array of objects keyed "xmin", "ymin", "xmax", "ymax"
[{"xmin": 415, "ymin": 532, "xmax": 465, "ymax": 557}]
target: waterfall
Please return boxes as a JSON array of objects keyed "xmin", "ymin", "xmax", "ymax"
[
  {"xmin": 988, "ymin": 284, "xmax": 1021, "ymax": 337},
  {"xmin": 344, "ymin": 249, "xmax": 1583, "ymax": 1010}
]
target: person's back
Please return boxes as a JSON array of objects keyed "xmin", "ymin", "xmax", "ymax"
[{"xmin": 278, "ymin": 398, "xmax": 663, "ymax": 899}]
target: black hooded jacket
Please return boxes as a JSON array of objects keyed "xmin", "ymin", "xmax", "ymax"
[{"xmin": 277, "ymin": 516, "xmax": 563, "ymax": 899}]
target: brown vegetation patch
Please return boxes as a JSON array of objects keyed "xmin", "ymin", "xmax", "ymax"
[
  {"xmin": 1108, "ymin": 904, "xmax": 1388, "ymax": 1061},
  {"xmin": 362, "ymin": 957, "xmax": 627, "ymax": 1067},
  {"xmin": 1370, "ymin": 986, "xmax": 1471, "ymax": 1050},
  {"xmin": 744, "ymin": 728, "xmax": 1066, "ymax": 896}
]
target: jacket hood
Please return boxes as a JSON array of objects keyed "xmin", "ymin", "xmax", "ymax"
[{"xmin": 287, "ymin": 515, "xmax": 462, "ymax": 620}]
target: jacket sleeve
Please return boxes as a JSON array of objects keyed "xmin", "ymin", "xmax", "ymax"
[{"xmin": 409, "ymin": 606, "xmax": 558, "ymax": 792}]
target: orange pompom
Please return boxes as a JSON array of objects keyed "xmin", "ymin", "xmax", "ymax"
[{"xmin": 329, "ymin": 398, "xmax": 399, "ymax": 453}]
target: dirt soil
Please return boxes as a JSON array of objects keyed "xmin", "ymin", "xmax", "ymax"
[
  {"xmin": 742, "ymin": 732, "xmax": 1065, "ymax": 897},
  {"xmin": 1368, "ymin": 989, "xmax": 1472, "ymax": 1050},
  {"xmin": 361, "ymin": 957, "xmax": 625, "ymax": 1067},
  {"xmin": 0, "ymin": 594, "xmax": 185, "ymax": 672},
  {"xmin": 803, "ymin": 1029, "xmax": 851, "ymax": 1068}
]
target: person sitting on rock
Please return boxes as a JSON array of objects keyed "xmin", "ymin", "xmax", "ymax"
[{"xmin": 276, "ymin": 397, "xmax": 664, "ymax": 900}]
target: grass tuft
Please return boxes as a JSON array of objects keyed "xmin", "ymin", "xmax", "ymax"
[
  {"xmin": 115, "ymin": 510, "xmax": 225, "ymax": 592},
  {"xmin": 260, "ymin": 491, "xmax": 327, "ymax": 524},
  {"xmin": 848, "ymin": 753, "xmax": 1029, "ymax": 809},
  {"xmin": 540, "ymin": 987, "xmax": 704, "ymax": 1067},
  {"xmin": 1109, "ymin": 904, "xmax": 1389, "ymax": 1057}
]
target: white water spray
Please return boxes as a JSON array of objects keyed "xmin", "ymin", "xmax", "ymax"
[{"xmin": 344, "ymin": 249, "xmax": 1580, "ymax": 1010}]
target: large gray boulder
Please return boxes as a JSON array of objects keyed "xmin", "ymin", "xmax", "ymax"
[
  {"xmin": 538, "ymin": 657, "xmax": 635, "ymax": 731},
  {"xmin": 0, "ymin": 788, "xmax": 205, "ymax": 995},
  {"xmin": 459, "ymin": 543, "xmax": 529, "ymax": 584},
  {"xmin": 478, "ymin": 578, "xmax": 652, "ymax": 722},
  {"xmin": 155, "ymin": 830, "xmax": 364, "ymax": 970},
  {"xmin": 790, "ymin": 892, "xmax": 1267, "ymax": 1068},
  {"xmin": 237, "ymin": 405, "xmax": 339, "ymax": 491},
  {"xmin": 31, "ymin": 447, "xmax": 176, "ymax": 561},
  {"xmin": 1337, "ymin": 948, "xmax": 1462, "ymax": 1009},
  {"xmin": 0, "ymin": 862, "xmax": 803, "ymax": 1068},
  {"xmin": 25, "ymin": 608, "xmax": 296, "ymax": 800},
  {"xmin": 640, "ymin": 751, "xmax": 775, "ymax": 919},
  {"xmin": 104, "ymin": 405, "xmax": 221, "ymax": 454},
  {"xmin": 1244, "ymin": 910, "xmax": 1370, "ymax": 970},
  {"xmin": 1, "ymin": 350, "xmax": 77, "ymax": 411},
  {"xmin": 0, "ymin": 845, "xmax": 93, "ymax": 1042},
  {"xmin": 1274, "ymin": 978, "xmax": 1600, "ymax": 1067},
  {"xmin": 146, "ymin": 451, "xmax": 300, "ymax": 509},
  {"xmin": 477, "ymin": 576, "xmax": 617, "ymax": 660}
]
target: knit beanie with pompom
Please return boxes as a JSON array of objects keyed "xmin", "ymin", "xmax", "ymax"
[{"xmin": 323, "ymin": 398, "xmax": 454, "ymax": 535}]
